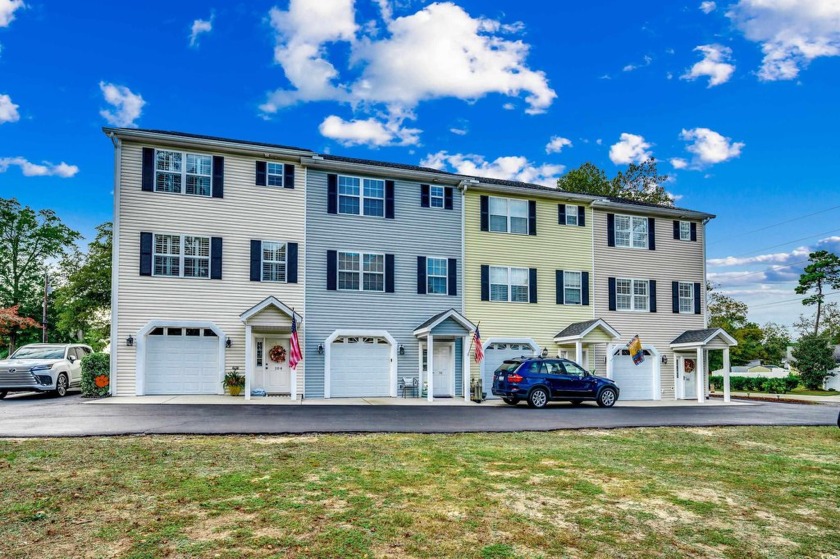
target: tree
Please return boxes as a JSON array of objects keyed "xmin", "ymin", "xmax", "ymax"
[
  {"xmin": 0, "ymin": 198, "xmax": 81, "ymax": 353},
  {"xmin": 731, "ymin": 322, "xmax": 766, "ymax": 366},
  {"xmin": 791, "ymin": 334, "xmax": 836, "ymax": 390},
  {"xmin": 557, "ymin": 158, "xmax": 673, "ymax": 207},
  {"xmin": 762, "ymin": 322, "xmax": 792, "ymax": 365},
  {"xmin": 708, "ymin": 290, "xmax": 749, "ymax": 333},
  {"xmin": 794, "ymin": 302, "xmax": 840, "ymax": 344},
  {"xmin": 794, "ymin": 250, "xmax": 840, "ymax": 335},
  {"xmin": 0, "ymin": 305, "xmax": 41, "ymax": 357}
]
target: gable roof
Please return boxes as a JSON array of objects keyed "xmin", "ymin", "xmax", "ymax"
[
  {"xmin": 671, "ymin": 328, "xmax": 737, "ymax": 347},
  {"xmin": 239, "ymin": 296, "xmax": 302, "ymax": 323},
  {"xmin": 413, "ymin": 309, "xmax": 476, "ymax": 336},
  {"xmin": 554, "ymin": 319, "xmax": 621, "ymax": 342}
]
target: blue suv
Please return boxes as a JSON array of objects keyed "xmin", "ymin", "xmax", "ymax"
[{"xmin": 491, "ymin": 357, "xmax": 620, "ymax": 408}]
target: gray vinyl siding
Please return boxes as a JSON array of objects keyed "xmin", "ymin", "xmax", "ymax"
[
  {"xmin": 431, "ymin": 317, "xmax": 470, "ymax": 337},
  {"xmin": 592, "ymin": 209, "xmax": 707, "ymax": 399},
  {"xmin": 304, "ymin": 169, "xmax": 464, "ymax": 398}
]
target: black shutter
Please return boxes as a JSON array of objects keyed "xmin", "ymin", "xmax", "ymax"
[
  {"xmin": 283, "ymin": 164, "xmax": 295, "ymax": 189},
  {"xmin": 480, "ymin": 265, "xmax": 489, "ymax": 301},
  {"xmin": 649, "ymin": 280, "xmax": 657, "ymax": 313},
  {"xmin": 608, "ymin": 277, "xmax": 616, "ymax": 311},
  {"xmin": 256, "ymin": 161, "xmax": 267, "ymax": 186},
  {"xmin": 385, "ymin": 254, "xmax": 395, "ymax": 292},
  {"xmin": 528, "ymin": 200, "xmax": 537, "ymax": 236},
  {"xmin": 139, "ymin": 232, "xmax": 152, "ymax": 276},
  {"xmin": 287, "ymin": 242, "xmax": 298, "ymax": 283},
  {"xmin": 558, "ymin": 204, "xmax": 566, "ymax": 225},
  {"xmin": 648, "ymin": 217, "xmax": 656, "ymax": 250},
  {"xmin": 417, "ymin": 256, "xmax": 427, "ymax": 294},
  {"xmin": 141, "ymin": 148, "xmax": 154, "ymax": 192},
  {"xmin": 448, "ymin": 258, "xmax": 457, "ymax": 296},
  {"xmin": 212, "ymin": 156, "xmax": 224, "ymax": 198},
  {"xmin": 250, "ymin": 240, "xmax": 261, "ymax": 282},
  {"xmin": 556, "ymin": 270, "xmax": 565, "ymax": 304},
  {"xmin": 607, "ymin": 214, "xmax": 615, "ymax": 247},
  {"xmin": 420, "ymin": 184, "xmax": 430, "ymax": 208},
  {"xmin": 385, "ymin": 180, "xmax": 395, "ymax": 219},
  {"xmin": 529, "ymin": 268, "xmax": 538, "ymax": 303},
  {"xmin": 690, "ymin": 222, "xmax": 697, "ymax": 242},
  {"xmin": 694, "ymin": 282, "xmax": 702, "ymax": 314},
  {"xmin": 210, "ymin": 237, "xmax": 223, "ymax": 280},
  {"xmin": 582, "ymin": 272, "xmax": 590, "ymax": 306},
  {"xmin": 578, "ymin": 206, "xmax": 585, "ymax": 227},
  {"xmin": 326, "ymin": 250, "xmax": 337, "ymax": 290},
  {"xmin": 672, "ymin": 281, "xmax": 680, "ymax": 313},
  {"xmin": 444, "ymin": 187, "xmax": 453, "ymax": 210},
  {"xmin": 480, "ymin": 195, "xmax": 489, "ymax": 231},
  {"xmin": 673, "ymin": 220, "xmax": 680, "ymax": 240},
  {"xmin": 327, "ymin": 174, "xmax": 338, "ymax": 214}
]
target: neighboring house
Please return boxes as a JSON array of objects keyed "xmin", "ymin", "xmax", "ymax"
[{"xmin": 826, "ymin": 345, "xmax": 840, "ymax": 391}]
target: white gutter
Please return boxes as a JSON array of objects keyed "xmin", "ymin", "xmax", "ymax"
[
  {"xmin": 590, "ymin": 199, "xmax": 715, "ymax": 220},
  {"xmin": 300, "ymin": 156, "xmax": 463, "ymax": 186}
]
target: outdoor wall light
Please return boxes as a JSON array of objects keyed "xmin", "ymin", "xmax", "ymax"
[
  {"xmin": 399, "ymin": 344, "xmax": 405, "ymax": 356},
  {"xmin": 225, "ymin": 338, "xmax": 232, "ymax": 349},
  {"xmin": 317, "ymin": 343, "xmax": 324, "ymax": 355},
  {"xmin": 661, "ymin": 355, "xmax": 668, "ymax": 365},
  {"xmin": 126, "ymin": 335, "xmax": 134, "ymax": 347}
]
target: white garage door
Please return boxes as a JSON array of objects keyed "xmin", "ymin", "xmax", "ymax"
[
  {"xmin": 482, "ymin": 342, "xmax": 538, "ymax": 399},
  {"xmin": 611, "ymin": 349, "xmax": 654, "ymax": 400},
  {"xmin": 330, "ymin": 336, "xmax": 391, "ymax": 397},
  {"xmin": 145, "ymin": 327, "xmax": 220, "ymax": 395}
]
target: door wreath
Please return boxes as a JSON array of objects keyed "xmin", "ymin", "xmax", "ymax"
[
  {"xmin": 269, "ymin": 345, "xmax": 287, "ymax": 363},
  {"xmin": 683, "ymin": 359, "xmax": 696, "ymax": 373}
]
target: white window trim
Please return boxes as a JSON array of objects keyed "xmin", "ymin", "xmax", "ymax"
[
  {"xmin": 266, "ymin": 162, "xmax": 285, "ymax": 187},
  {"xmin": 152, "ymin": 233, "xmax": 211, "ymax": 279},
  {"xmin": 615, "ymin": 278, "xmax": 649, "ymax": 312},
  {"xmin": 426, "ymin": 256, "xmax": 448, "ymax": 296},
  {"xmin": 261, "ymin": 240, "xmax": 288, "ymax": 283},
  {"xmin": 337, "ymin": 250, "xmax": 386, "ymax": 292},
  {"xmin": 430, "ymin": 185, "xmax": 445, "ymax": 208},
  {"xmin": 488, "ymin": 196, "xmax": 529, "ymax": 235},
  {"xmin": 679, "ymin": 221, "xmax": 692, "ymax": 241},
  {"xmin": 154, "ymin": 149, "xmax": 213, "ymax": 197},
  {"xmin": 338, "ymin": 174, "xmax": 386, "ymax": 218},
  {"xmin": 565, "ymin": 204, "xmax": 579, "ymax": 226},
  {"xmin": 564, "ymin": 270, "xmax": 582, "ymax": 305},
  {"xmin": 489, "ymin": 265, "xmax": 530, "ymax": 303},
  {"xmin": 679, "ymin": 281, "xmax": 694, "ymax": 314},
  {"xmin": 614, "ymin": 214, "xmax": 648, "ymax": 249}
]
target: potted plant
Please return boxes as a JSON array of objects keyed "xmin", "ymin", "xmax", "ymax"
[{"xmin": 223, "ymin": 366, "xmax": 245, "ymax": 396}]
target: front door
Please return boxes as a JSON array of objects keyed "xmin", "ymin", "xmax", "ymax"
[
  {"xmin": 679, "ymin": 357, "xmax": 697, "ymax": 399},
  {"xmin": 433, "ymin": 343, "xmax": 454, "ymax": 397},
  {"xmin": 256, "ymin": 337, "xmax": 291, "ymax": 394}
]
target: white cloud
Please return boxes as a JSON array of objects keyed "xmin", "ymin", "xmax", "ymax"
[
  {"xmin": 450, "ymin": 127, "xmax": 467, "ymax": 136},
  {"xmin": 421, "ymin": 151, "xmax": 564, "ymax": 187},
  {"xmin": 318, "ymin": 114, "xmax": 421, "ymax": 147},
  {"xmin": 0, "ymin": 93, "xmax": 19, "ymax": 123},
  {"xmin": 609, "ymin": 133, "xmax": 652, "ymax": 165},
  {"xmin": 189, "ymin": 15, "xmax": 213, "ymax": 48},
  {"xmin": 728, "ymin": 0, "xmax": 840, "ymax": 81},
  {"xmin": 678, "ymin": 127, "xmax": 744, "ymax": 167},
  {"xmin": 0, "ymin": 0, "xmax": 24, "ymax": 27},
  {"xmin": 708, "ymin": 246, "xmax": 811, "ymax": 267},
  {"xmin": 681, "ymin": 44, "xmax": 735, "ymax": 87},
  {"xmin": 0, "ymin": 156, "xmax": 78, "ymax": 178},
  {"xmin": 700, "ymin": 1, "xmax": 717, "ymax": 14},
  {"xmin": 670, "ymin": 157, "xmax": 688, "ymax": 169},
  {"xmin": 623, "ymin": 55, "xmax": 652, "ymax": 72},
  {"xmin": 545, "ymin": 136, "xmax": 572, "ymax": 154},
  {"xmin": 99, "ymin": 82, "xmax": 145, "ymax": 128},
  {"xmin": 502, "ymin": 102, "xmax": 515, "ymax": 110}
]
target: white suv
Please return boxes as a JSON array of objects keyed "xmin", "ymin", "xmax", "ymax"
[{"xmin": 0, "ymin": 344, "xmax": 92, "ymax": 399}]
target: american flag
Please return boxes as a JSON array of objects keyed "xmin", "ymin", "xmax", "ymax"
[
  {"xmin": 289, "ymin": 314, "xmax": 302, "ymax": 371},
  {"xmin": 473, "ymin": 326, "xmax": 484, "ymax": 363}
]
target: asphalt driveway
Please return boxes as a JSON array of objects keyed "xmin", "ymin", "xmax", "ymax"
[{"xmin": 0, "ymin": 391, "xmax": 837, "ymax": 436}]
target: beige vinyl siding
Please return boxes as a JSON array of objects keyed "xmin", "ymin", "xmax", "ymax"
[
  {"xmin": 592, "ymin": 209, "xmax": 707, "ymax": 399},
  {"xmin": 113, "ymin": 141, "xmax": 305, "ymax": 395}
]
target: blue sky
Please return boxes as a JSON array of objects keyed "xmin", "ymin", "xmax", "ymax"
[{"xmin": 1, "ymin": 0, "xmax": 839, "ymax": 332}]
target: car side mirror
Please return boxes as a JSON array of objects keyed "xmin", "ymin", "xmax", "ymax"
[{"xmin": 68, "ymin": 356, "xmax": 76, "ymax": 363}]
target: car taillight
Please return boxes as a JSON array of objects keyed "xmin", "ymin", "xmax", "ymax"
[{"xmin": 507, "ymin": 373, "xmax": 523, "ymax": 383}]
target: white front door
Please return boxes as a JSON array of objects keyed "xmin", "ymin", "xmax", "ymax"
[
  {"xmin": 679, "ymin": 357, "xmax": 697, "ymax": 400},
  {"xmin": 256, "ymin": 337, "xmax": 291, "ymax": 394},
  {"xmin": 433, "ymin": 343, "xmax": 454, "ymax": 397}
]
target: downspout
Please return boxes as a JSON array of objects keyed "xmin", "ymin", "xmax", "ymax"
[{"xmin": 108, "ymin": 132, "xmax": 121, "ymax": 396}]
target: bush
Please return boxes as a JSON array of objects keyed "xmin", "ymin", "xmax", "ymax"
[
  {"xmin": 81, "ymin": 352, "xmax": 110, "ymax": 397},
  {"xmin": 709, "ymin": 374, "xmax": 799, "ymax": 394}
]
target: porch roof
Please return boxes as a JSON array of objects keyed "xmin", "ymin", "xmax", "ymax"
[
  {"xmin": 670, "ymin": 328, "xmax": 737, "ymax": 348},
  {"xmin": 554, "ymin": 319, "xmax": 621, "ymax": 343},
  {"xmin": 239, "ymin": 296, "xmax": 302, "ymax": 324},
  {"xmin": 413, "ymin": 308, "xmax": 476, "ymax": 337}
]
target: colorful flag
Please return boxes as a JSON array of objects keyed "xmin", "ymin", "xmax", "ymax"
[
  {"xmin": 289, "ymin": 314, "xmax": 302, "ymax": 371},
  {"xmin": 627, "ymin": 335, "xmax": 644, "ymax": 365},
  {"xmin": 473, "ymin": 326, "xmax": 484, "ymax": 363}
]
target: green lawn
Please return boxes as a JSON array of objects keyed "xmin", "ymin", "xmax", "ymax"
[
  {"xmin": 1, "ymin": 427, "xmax": 839, "ymax": 558},
  {"xmin": 790, "ymin": 388, "xmax": 840, "ymax": 397}
]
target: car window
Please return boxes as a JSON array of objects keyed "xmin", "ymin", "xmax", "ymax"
[
  {"xmin": 561, "ymin": 360, "xmax": 587, "ymax": 376},
  {"xmin": 495, "ymin": 361, "xmax": 521, "ymax": 374},
  {"xmin": 9, "ymin": 346, "xmax": 66, "ymax": 360},
  {"xmin": 79, "ymin": 347, "xmax": 92, "ymax": 356},
  {"xmin": 544, "ymin": 361, "xmax": 564, "ymax": 375},
  {"xmin": 526, "ymin": 361, "xmax": 541, "ymax": 375}
]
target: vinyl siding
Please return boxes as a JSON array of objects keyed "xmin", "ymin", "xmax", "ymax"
[
  {"xmin": 113, "ymin": 141, "xmax": 305, "ymax": 396},
  {"xmin": 304, "ymin": 169, "xmax": 464, "ymax": 398}
]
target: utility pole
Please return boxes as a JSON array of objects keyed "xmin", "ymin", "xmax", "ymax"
[{"xmin": 42, "ymin": 270, "xmax": 48, "ymax": 343}]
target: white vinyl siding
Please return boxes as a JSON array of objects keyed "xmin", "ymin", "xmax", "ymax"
[
  {"xmin": 338, "ymin": 175, "xmax": 385, "ymax": 217},
  {"xmin": 153, "ymin": 234, "xmax": 209, "ymax": 278},
  {"xmin": 154, "ymin": 149, "xmax": 212, "ymax": 197},
  {"xmin": 262, "ymin": 241, "xmax": 287, "ymax": 282},
  {"xmin": 338, "ymin": 251, "xmax": 384, "ymax": 292},
  {"xmin": 564, "ymin": 271, "xmax": 582, "ymax": 305},
  {"xmin": 679, "ymin": 282, "xmax": 694, "ymax": 313},
  {"xmin": 615, "ymin": 215, "xmax": 648, "ymax": 248},
  {"xmin": 616, "ymin": 278, "xmax": 648, "ymax": 311},
  {"xmin": 489, "ymin": 266, "xmax": 529, "ymax": 303},
  {"xmin": 679, "ymin": 221, "xmax": 691, "ymax": 241},
  {"xmin": 489, "ymin": 197, "xmax": 528, "ymax": 234},
  {"xmin": 427, "ymin": 257, "xmax": 448, "ymax": 295},
  {"xmin": 565, "ymin": 205, "xmax": 579, "ymax": 226},
  {"xmin": 266, "ymin": 162, "xmax": 284, "ymax": 187}
]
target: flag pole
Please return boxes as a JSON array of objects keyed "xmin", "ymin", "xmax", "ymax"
[{"xmin": 468, "ymin": 321, "xmax": 481, "ymax": 353}]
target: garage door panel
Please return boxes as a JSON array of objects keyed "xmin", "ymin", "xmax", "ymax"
[
  {"xmin": 146, "ymin": 332, "xmax": 219, "ymax": 395},
  {"xmin": 331, "ymin": 338, "xmax": 391, "ymax": 398},
  {"xmin": 482, "ymin": 342, "xmax": 537, "ymax": 399},
  {"xmin": 612, "ymin": 351, "xmax": 654, "ymax": 401}
]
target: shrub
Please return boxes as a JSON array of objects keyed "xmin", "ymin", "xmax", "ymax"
[
  {"xmin": 81, "ymin": 352, "xmax": 110, "ymax": 397},
  {"xmin": 709, "ymin": 374, "xmax": 799, "ymax": 394}
]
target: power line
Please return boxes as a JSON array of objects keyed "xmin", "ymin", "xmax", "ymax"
[
  {"xmin": 716, "ymin": 226, "xmax": 840, "ymax": 260},
  {"xmin": 745, "ymin": 290, "xmax": 840, "ymax": 310},
  {"xmin": 708, "ymin": 203, "xmax": 840, "ymax": 246},
  {"xmin": 708, "ymin": 257, "xmax": 811, "ymax": 284}
]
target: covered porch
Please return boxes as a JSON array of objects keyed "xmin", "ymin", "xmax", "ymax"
[
  {"xmin": 413, "ymin": 309, "xmax": 476, "ymax": 402},
  {"xmin": 554, "ymin": 319, "xmax": 621, "ymax": 373},
  {"xmin": 671, "ymin": 328, "xmax": 738, "ymax": 403}
]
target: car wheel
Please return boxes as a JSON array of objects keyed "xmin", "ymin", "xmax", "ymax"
[
  {"xmin": 597, "ymin": 387, "xmax": 617, "ymax": 408},
  {"xmin": 54, "ymin": 373, "xmax": 69, "ymax": 397},
  {"xmin": 570, "ymin": 399, "xmax": 583, "ymax": 406},
  {"xmin": 503, "ymin": 397, "xmax": 519, "ymax": 405},
  {"xmin": 527, "ymin": 387, "xmax": 549, "ymax": 409},
  {"xmin": 0, "ymin": 390, "xmax": 7, "ymax": 400}
]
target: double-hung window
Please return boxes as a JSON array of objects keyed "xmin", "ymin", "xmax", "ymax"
[
  {"xmin": 679, "ymin": 221, "xmax": 691, "ymax": 241},
  {"xmin": 430, "ymin": 185, "xmax": 445, "ymax": 208},
  {"xmin": 489, "ymin": 266, "xmax": 529, "ymax": 302},
  {"xmin": 267, "ymin": 163, "xmax": 285, "ymax": 187},
  {"xmin": 338, "ymin": 251, "xmax": 384, "ymax": 292},
  {"xmin": 489, "ymin": 197, "xmax": 528, "ymax": 234},
  {"xmin": 427, "ymin": 257, "xmax": 448, "ymax": 294},
  {"xmin": 262, "ymin": 241, "xmax": 287, "ymax": 282},
  {"xmin": 615, "ymin": 215, "xmax": 648, "ymax": 248},
  {"xmin": 564, "ymin": 271, "xmax": 582, "ymax": 305},
  {"xmin": 153, "ymin": 234, "xmax": 210, "ymax": 278},
  {"xmin": 565, "ymin": 205, "xmax": 579, "ymax": 226},
  {"xmin": 338, "ymin": 175, "xmax": 385, "ymax": 217},
  {"xmin": 678, "ymin": 282, "xmax": 694, "ymax": 313},
  {"xmin": 155, "ymin": 150, "xmax": 212, "ymax": 196},
  {"xmin": 616, "ymin": 278, "xmax": 648, "ymax": 311}
]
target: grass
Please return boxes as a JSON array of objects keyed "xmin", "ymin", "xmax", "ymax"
[
  {"xmin": 790, "ymin": 388, "xmax": 840, "ymax": 397},
  {"xmin": 0, "ymin": 427, "xmax": 838, "ymax": 558}
]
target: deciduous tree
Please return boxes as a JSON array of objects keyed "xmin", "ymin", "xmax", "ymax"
[
  {"xmin": 557, "ymin": 158, "xmax": 673, "ymax": 206},
  {"xmin": 791, "ymin": 334, "xmax": 836, "ymax": 390}
]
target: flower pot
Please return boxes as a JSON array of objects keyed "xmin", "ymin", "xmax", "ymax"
[{"xmin": 228, "ymin": 386, "xmax": 243, "ymax": 396}]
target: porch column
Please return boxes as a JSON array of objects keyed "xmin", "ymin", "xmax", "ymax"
[
  {"xmin": 462, "ymin": 334, "xmax": 471, "ymax": 402},
  {"xmin": 244, "ymin": 324, "xmax": 252, "ymax": 401},
  {"xmin": 606, "ymin": 344, "xmax": 615, "ymax": 379},
  {"xmin": 575, "ymin": 340, "xmax": 583, "ymax": 365},
  {"xmin": 427, "ymin": 334, "xmax": 435, "ymax": 402},
  {"xmin": 696, "ymin": 346, "xmax": 704, "ymax": 403},
  {"xmin": 722, "ymin": 348, "xmax": 731, "ymax": 403},
  {"xmin": 417, "ymin": 340, "xmax": 424, "ymax": 399}
]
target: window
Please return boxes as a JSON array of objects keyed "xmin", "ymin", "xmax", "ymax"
[
  {"xmin": 679, "ymin": 221, "xmax": 691, "ymax": 241},
  {"xmin": 338, "ymin": 251, "xmax": 384, "ymax": 292},
  {"xmin": 564, "ymin": 271, "xmax": 582, "ymax": 305},
  {"xmin": 154, "ymin": 150, "xmax": 212, "ymax": 196},
  {"xmin": 261, "ymin": 241, "xmax": 287, "ymax": 282},
  {"xmin": 256, "ymin": 340, "xmax": 263, "ymax": 367},
  {"xmin": 430, "ymin": 185, "xmax": 445, "ymax": 208},
  {"xmin": 153, "ymin": 234, "xmax": 210, "ymax": 278},
  {"xmin": 267, "ymin": 162, "xmax": 284, "ymax": 187},
  {"xmin": 338, "ymin": 175, "xmax": 385, "ymax": 217},
  {"xmin": 489, "ymin": 197, "xmax": 528, "ymax": 234},
  {"xmin": 427, "ymin": 257, "xmax": 448, "ymax": 295},
  {"xmin": 565, "ymin": 205, "xmax": 579, "ymax": 226},
  {"xmin": 616, "ymin": 278, "xmax": 649, "ymax": 311},
  {"xmin": 489, "ymin": 266, "xmax": 529, "ymax": 302},
  {"xmin": 615, "ymin": 215, "xmax": 648, "ymax": 248},
  {"xmin": 679, "ymin": 282, "xmax": 694, "ymax": 313}
]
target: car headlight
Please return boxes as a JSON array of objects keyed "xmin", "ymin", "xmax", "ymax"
[{"xmin": 29, "ymin": 365, "xmax": 52, "ymax": 373}]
